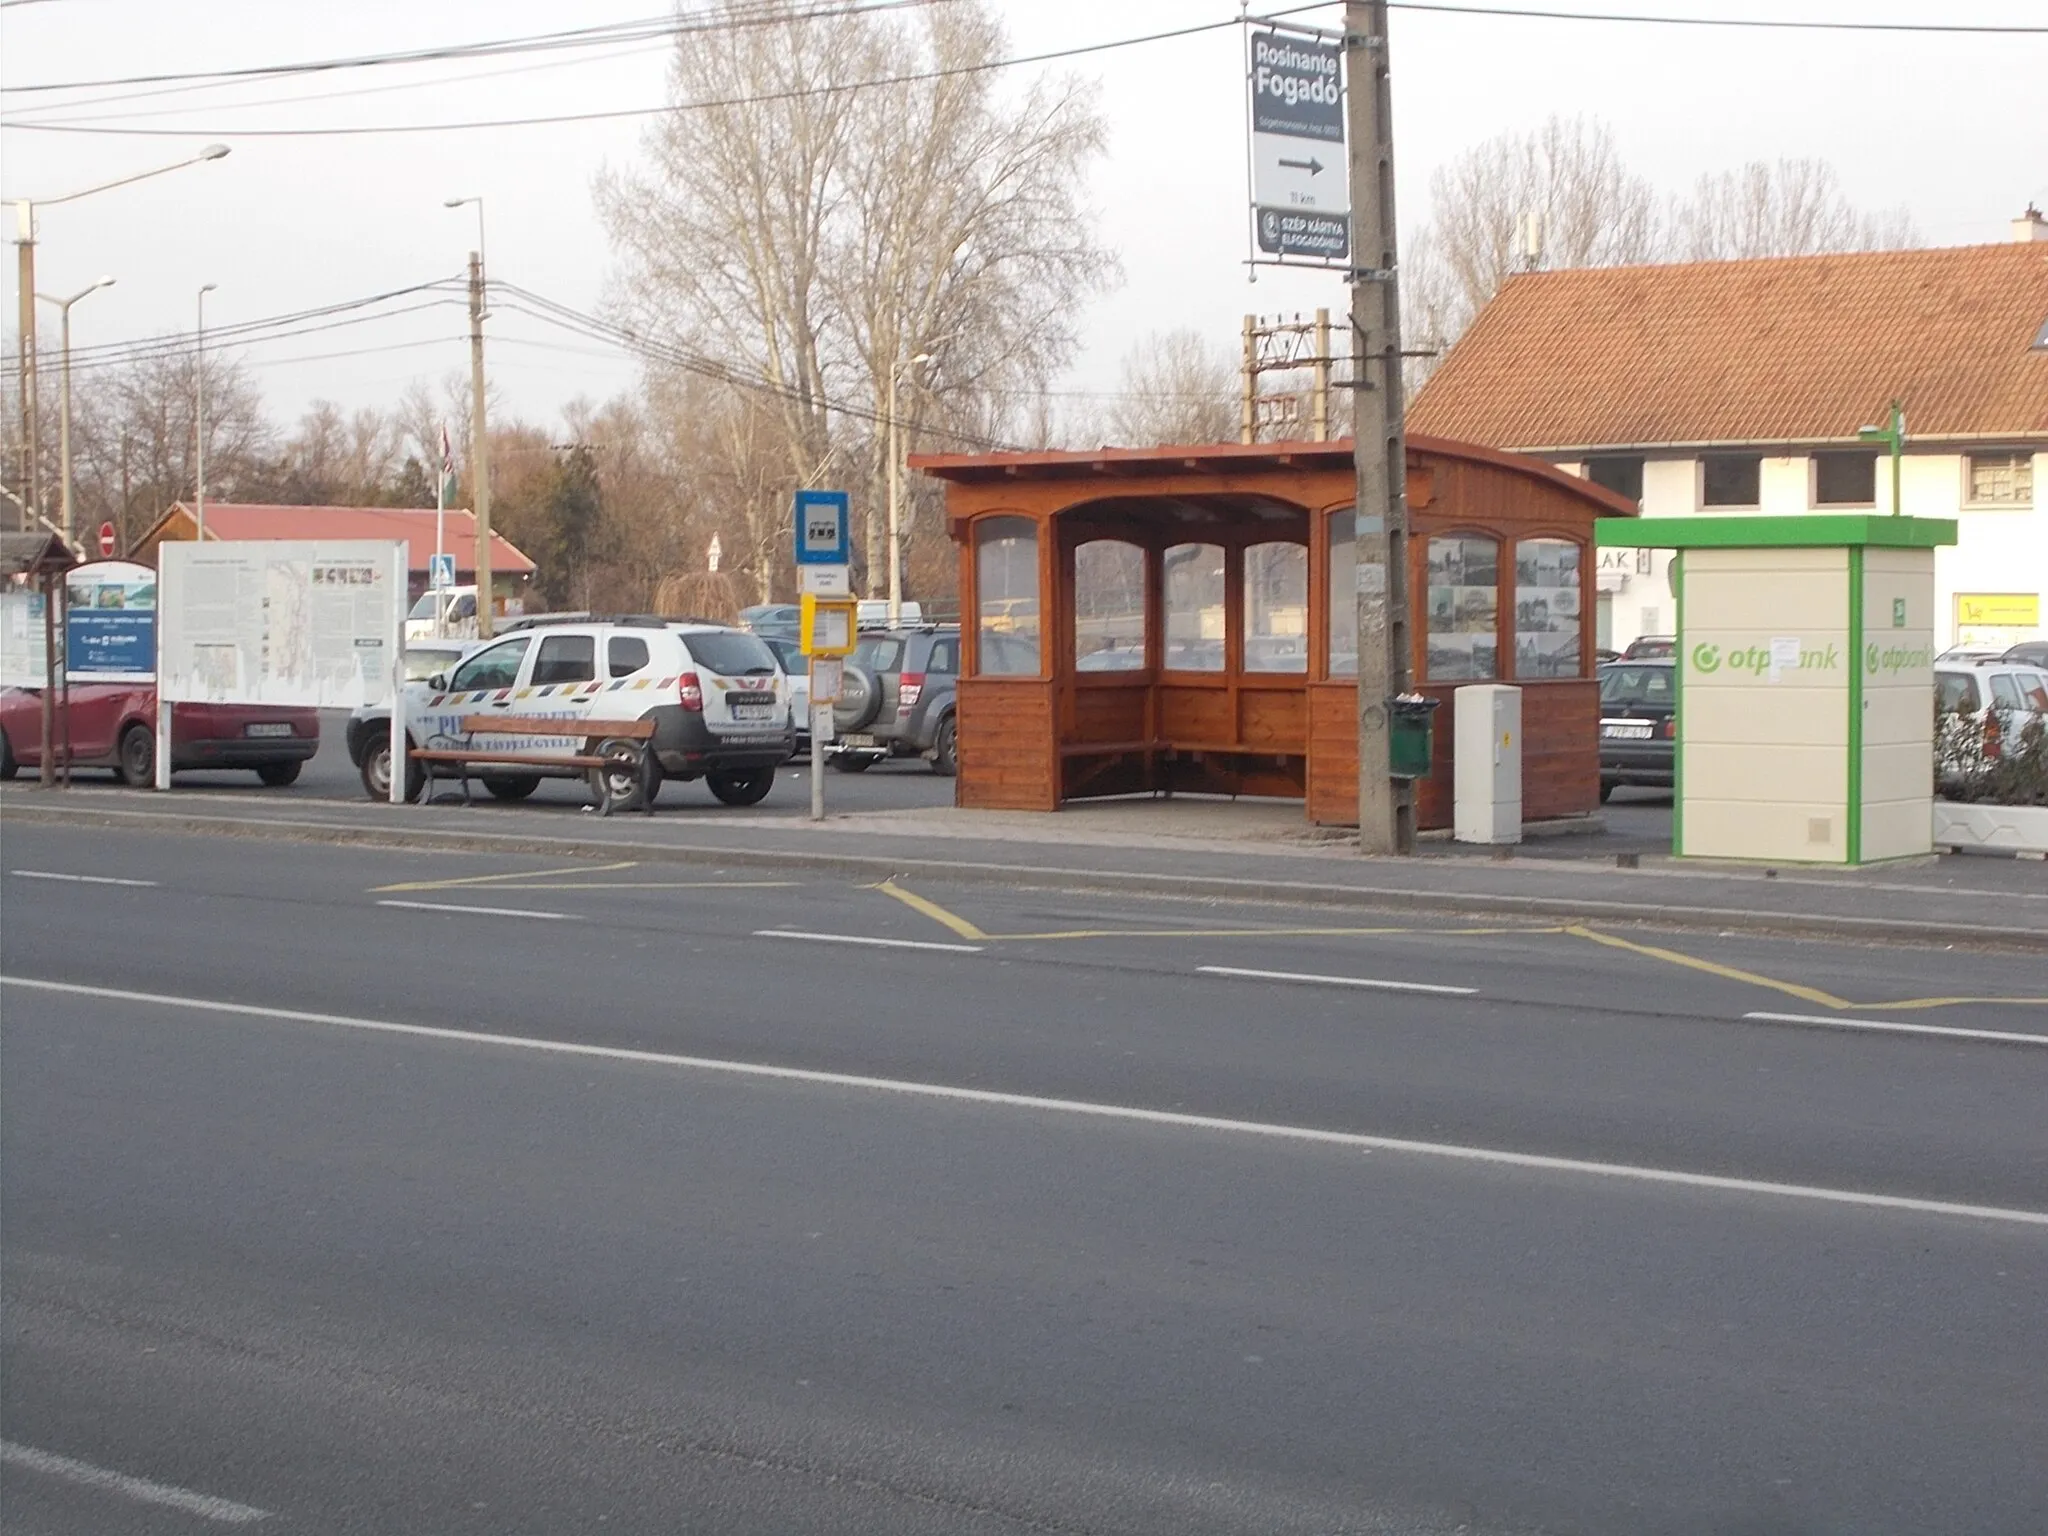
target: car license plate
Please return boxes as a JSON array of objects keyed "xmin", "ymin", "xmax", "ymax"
[
  {"xmin": 1601, "ymin": 721, "xmax": 1653, "ymax": 739},
  {"xmin": 840, "ymin": 733, "xmax": 876, "ymax": 748},
  {"xmin": 244, "ymin": 722, "xmax": 295, "ymax": 738}
]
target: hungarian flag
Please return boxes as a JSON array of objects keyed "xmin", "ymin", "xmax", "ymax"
[{"xmin": 438, "ymin": 423, "xmax": 457, "ymax": 507}]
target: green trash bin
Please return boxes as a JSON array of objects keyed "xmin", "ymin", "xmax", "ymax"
[{"xmin": 1386, "ymin": 694, "xmax": 1440, "ymax": 780}]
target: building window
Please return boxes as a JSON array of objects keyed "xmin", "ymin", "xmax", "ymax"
[
  {"xmin": 1513, "ymin": 538, "xmax": 1582, "ymax": 678},
  {"xmin": 1967, "ymin": 452, "xmax": 2034, "ymax": 506},
  {"xmin": 1243, "ymin": 542, "xmax": 1307, "ymax": 672},
  {"xmin": 1072, "ymin": 539, "xmax": 1147, "ymax": 673},
  {"xmin": 974, "ymin": 516, "xmax": 1039, "ymax": 675},
  {"xmin": 1425, "ymin": 534, "xmax": 1499, "ymax": 682},
  {"xmin": 1163, "ymin": 542, "xmax": 1226, "ymax": 671},
  {"xmin": 1326, "ymin": 510, "xmax": 1355, "ymax": 678},
  {"xmin": 1813, "ymin": 451, "xmax": 1876, "ymax": 506},
  {"xmin": 1701, "ymin": 453, "xmax": 1761, "ymax": 508},
  {"xmin": 1584, "ymin": 455, "xmax": 1644, "ymax": 504}
]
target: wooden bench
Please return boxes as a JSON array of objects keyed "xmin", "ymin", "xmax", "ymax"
[{"xmin": 409, "ymin": 715, "xmax": 659, "ymax": 816}]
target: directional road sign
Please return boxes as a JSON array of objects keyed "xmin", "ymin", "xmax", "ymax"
[{"xmin": 1247, "ymin": 27, "xmax": 1349, "ymax": 264}]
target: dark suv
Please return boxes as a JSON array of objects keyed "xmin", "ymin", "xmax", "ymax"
[
  {"xmin": 830, "ymin": 626, "xmax": 961, "ymax": 775},
  {"xmin": 1597, "ymin": 657, "xmax": 1676, "ymax": 800}
]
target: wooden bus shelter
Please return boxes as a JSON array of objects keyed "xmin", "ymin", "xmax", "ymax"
[{"xmin": 913, "ymin": 437, "xmax": 1635, "ymax": 829}]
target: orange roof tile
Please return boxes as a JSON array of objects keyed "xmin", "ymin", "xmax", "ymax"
[
  {"xmin": 153, "ymin": 502, "xmax": 537, "ymax": 576},
  {"xmin": 1406, "ymin": 242, "xmax": 2048, "ymax": 451}
]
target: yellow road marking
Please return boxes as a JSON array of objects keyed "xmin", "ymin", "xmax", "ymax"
[
  {"xmin": 1855, "ymin": 994, "xmax": 2048, "ymax": 1012},
  {"xmin": 871, "ymin": 880, "xmax": 991, "ymax": 942},
  {"xmin": 372, "ymin": 860, "xmax": 639, "ymax": 893},
  {"xmin": 1567, "ymin": 924, "xmax": 1852, "ymax": 1009}
]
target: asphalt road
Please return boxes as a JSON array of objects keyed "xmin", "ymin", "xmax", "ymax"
[{"xmin": 4, "ymin": 824, "xmax": 2043, "ymax": 1534}]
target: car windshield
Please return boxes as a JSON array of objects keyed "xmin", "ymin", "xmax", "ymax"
[
  {"xmin": 403, "ymin": 647, "xmax": 465, "ymax": 682},
  {"xmin": 681, "ymin": 630, "xmax": 779, "ymax": 677},
  {"xmin": 1600, "ymin": 664, "xmax": 1673, "ymax": 705},
  {"xmin": 407, "ymin": 592, "xmax": 439, "ymax": 620}
]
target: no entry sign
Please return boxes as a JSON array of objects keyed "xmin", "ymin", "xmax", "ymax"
[{"xmin": 97, "ymin": 521, "xmax": 117, "ymax": 557}]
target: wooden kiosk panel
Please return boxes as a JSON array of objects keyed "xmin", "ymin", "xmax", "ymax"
[{"xmin": 921, "ymin": 438, "xmax": 1632, "ymax": 830}]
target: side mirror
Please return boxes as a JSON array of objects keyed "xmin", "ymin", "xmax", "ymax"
[{"xmin": 427, "ymin": 673, "xmax": 449, "ymax": 691}]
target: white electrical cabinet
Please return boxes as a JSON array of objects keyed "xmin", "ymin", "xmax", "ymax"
[{"xmin": 1454, "ymin": 685, "xmax": 1522, "ymax": 844}]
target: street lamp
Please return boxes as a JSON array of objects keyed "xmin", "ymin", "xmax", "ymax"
[
  {"xmin": 886, "ymin": 337, "xmax": 954, "ymax": 626},
  {"xmin": 35, "ymin": 275, "xmax": 115, "ymax": 547},
  {"xmin": 12, "ymin": 144, "xmax": 230, "ymax": 533},
  {"xmin": 195, "ymin": 283, "xmax": 217, "ymax": 540},
  {"xmin": 1857, "ymin": 399, "xmax": 1907, "ymax": 517},
  {"xmin": 443, "ymin": 196, "xmax": 486, "ymax": 290}
]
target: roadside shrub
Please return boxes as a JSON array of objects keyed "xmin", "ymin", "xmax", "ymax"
[{"xmin": 1936, "ymin": 706, "xmax": 2048, "ymax": 806}]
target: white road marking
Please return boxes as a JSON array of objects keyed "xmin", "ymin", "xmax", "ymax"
[
  {"xmin": 1744, "ymin": 1011, "xmax": 2048, "ymax": 1048},
  {"xmin": 0, "ymin": 1440, "xmax": 271, "ymax": 1524},
  {"xmin": 376, "ymin": 899, "xmax": 580, "ymax": 921},
  {"xmin": 6, "ymin": 974, "xmax": 2044, "ymax": 1230},
  {"xmin": 1198, "ymin": 964, "xmax": 1476, "ymax": 996},
  {"xmin": 10, "ymin": 869, "xmax": 158, "ymax": 888},
  {"xmin": 752, "ymin": 929, "xmax": 983, "ymax": 954}
]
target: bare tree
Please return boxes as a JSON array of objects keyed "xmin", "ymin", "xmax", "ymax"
[
  {"xmin": 1102, "ymin": 329, "xmax": 1238, "ymax": 446},
  {"xmin": 1404, "ymin": 114, "xmax": 1662, "ymax": 367},
  {"xmin": 596, "ymin": 0, "xmax": 1113, "ymax": 596},
  {"xmin": 1671, "ymin": 159, "xmax": 1919, "ymax": 261}
]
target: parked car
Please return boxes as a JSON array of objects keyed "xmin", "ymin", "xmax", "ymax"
[
  {"xmin": 346, "ymin": 619, "xmax": 792, "ymax": 806},
  {"xmin": 1596, "ymin": 658, "xmax": 1676, "ymax": 800},
  {"xmin": 1935, "ymin": 661, "xmax": 2048, "ymax": 790},
  {"xmin": 0, "ymin": 683, "xmax": 319, "ymax": 786},
  {"xmin": 764, "ymin": 637, "xmax": 811, "ymax": 754},
  {"xmin": 404, "ymin": 585, "xmax": 479, "ymax": 642},
  {"xmin": 2000, "ymin": 640, "xmax": 2048, "ymax": 668},
  {"xmin": 1621, "ymin": 634, "xmax": 1676, "ymax": 659},
  {"xmin": 739, "ymin": 604, "xmax": 800, "ymax": 642},
  {"xmin": 830, "ymin": 625, "xmax": 962, "ymax": 775},
  {"xmin": 1937, "ymin": 644, "xmax": 2007, "ymax": 666}
]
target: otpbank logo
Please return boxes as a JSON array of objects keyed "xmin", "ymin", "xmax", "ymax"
[{"xmin": 1689, "ymin": 642, "xmax": 1840, "ymax": 678}]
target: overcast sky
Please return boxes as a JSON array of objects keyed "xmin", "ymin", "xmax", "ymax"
[{"xmin": 3, "ymin": 0, "xmax": 2042, "ymax": 440}]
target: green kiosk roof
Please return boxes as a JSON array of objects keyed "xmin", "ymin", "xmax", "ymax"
[{"xmin": 1595, "ymin": 514, "xmax": 1957, "ymax": 550}]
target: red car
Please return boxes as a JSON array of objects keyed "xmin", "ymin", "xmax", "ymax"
[{"xmin": 0, "ymin": 684, "xmax": 319, "ymax": 786}]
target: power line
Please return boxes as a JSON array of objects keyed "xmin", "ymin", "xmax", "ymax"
[
  {"xmin": 1388, "ymin": 1, "xmax": 2048, "ymax": 32},
  {"xmin": 0, "ymin": 6, "xmax": 1332, "ymax": 139},
  {"xmin": 1, "ymin": 0, "xmax": 934, "ymax": 96}
]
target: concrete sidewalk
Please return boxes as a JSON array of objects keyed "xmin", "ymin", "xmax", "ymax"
[{"xmin": 4, "ymin": 783, "xmax": 2041, "ymax": 950}]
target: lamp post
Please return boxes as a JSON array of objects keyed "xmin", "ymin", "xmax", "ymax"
[
  {"xmin": 1858, "ymin": 399, "xmax": 1907, "ymax": 517},
  {"xmin": 194, "ymin": 283, "xmax": 217, "ymax": 539},
  {"xmin": 12, "ymin": 144, "xmax": 229, "ymax": 533},
  {"xmin": 35, "ymin": 276, "xmax": 115, "ymax": 548},
  {"xmin": 445, "ymin": 196, "xmax": 493, "ymax": 637},
  {"xmin": 885, "ymin": 339, "xmax": 952, "ymax": 626}
]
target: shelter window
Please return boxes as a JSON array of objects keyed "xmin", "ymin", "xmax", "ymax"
[
  {"xmin": 1425, "ymin": 535, "xmax": 1499, "ymax": 682},
  {"xmin": 1513, "ymin": 538, "xmax": 1582, "ymax": 678},
  {"xmin": 1163, "ymin": 542, "xmax": 1226, "ymax": 672},
  {"xmin": 1326, "ymin": 509, "xmax": 1355, "ymax": 677},
  {"xmin": 974, "ymin": 517, "xmax": 1039, "ymax": 675},
  {"xmin": 1813, "ymin": 451, "xmax": 1876, "ymax": 506},
  {"xmin": 1701, "ymin": 453, "xmax": 1761, "ymax": 508},
  {"xmin": 1243, "ymin": 542, "xmax": 1307, "ymax": 672},
  {"xmin": 1073, "ymin": 539, "xmax": 1147, "ymax": 672}
]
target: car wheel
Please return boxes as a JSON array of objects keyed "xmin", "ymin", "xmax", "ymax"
[
  {"xmin": 1598, "ymin": 780, "xmax": 1615, "ymax": 802},
  {"xmin": 117, "ymin": 724, "xmax": 155, "ymax": 787},
  {"xmin": 930, "ymin": 713, "xmax": 958, "ymax": 777},
  {"xmin": 256, "ymin": 760, "xmax": 303, "ymax": 787},
  {"xmin": 482, "ymin": 775, "xmax": 541, "ymax": 801},
  {"xmin": 0, "ymin": 727, "xmax": 15, "ymax": 780},
  {"xmin": 706, "ymin": 766, "xmax": 774, "ymax": 806},
  {"xmin": 833, "ymin": 664, "xmax": 883, "ymax": 732},
  {"xmin": 588, "ymin": 741, "xmax": 659, "ymax": 812},
  {"xmin": 359, "ymin": 734, "xmax": 425, "ymax": 802},
  {"xmin": 829, "ymin": 753, "xmax": 874, "ymax": 773}
]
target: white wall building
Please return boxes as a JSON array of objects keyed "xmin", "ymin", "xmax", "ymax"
[{"xmin": 1410, "ymin": 213, "xmax": 2048, "ymax": 654}]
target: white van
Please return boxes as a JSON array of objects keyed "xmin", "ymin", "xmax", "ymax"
[{"xmin": 349, "ymin": 620, "xmax": 793, "ymax": 806}]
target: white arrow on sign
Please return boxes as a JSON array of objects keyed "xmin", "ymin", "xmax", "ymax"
[{"xmin": 1252, "ymin": 132, "xmax": 1348, "ymax": 217}]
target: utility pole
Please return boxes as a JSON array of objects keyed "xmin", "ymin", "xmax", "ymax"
[
  {"xmin": 1240, "ymin": 316, "xmax": 1257, "ymax": 445},
  {"xmin": 1347, "ymin": 0, "xmax": 1414, "ymax": 854},
  {"xmin": 195, "ymin": 283, "xmax": 216, "ymax": 540},
  {"xmin": 1312, "ymin": 307, "xmax": 1332, "ymax": 442},
  {"xmin": 467, "ymin": 250, "xmax": 494, "ymax": 639},
  {"xmin": 15, "ymin": 203, "xmax": 39, "ymax": 533}
]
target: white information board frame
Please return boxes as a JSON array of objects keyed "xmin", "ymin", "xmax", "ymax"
[{"xmin": 156, "ymin": 540, "xmax": 408, "ymax": 801}]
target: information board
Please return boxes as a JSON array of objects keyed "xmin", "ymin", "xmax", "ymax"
[
  {"xmin": 159, "ymin": 540, "xmax": 406, "ymax": 707},
  {"xmin": 0, "ymin": 588, "xmax": 48, "ymax": 689},
  {"xmin": 65, "ymin": 559, "xmax": 158, "ymax": 682}
]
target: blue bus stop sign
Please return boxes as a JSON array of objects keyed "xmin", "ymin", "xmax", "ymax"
[{"xmin": 793, "ymin": 489, "xmax": 851, "ymax": 566}]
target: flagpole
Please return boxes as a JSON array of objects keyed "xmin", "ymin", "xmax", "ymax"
[{"xmin": 434, "ymin": 422, "xmax": 449, "ymax": 638}]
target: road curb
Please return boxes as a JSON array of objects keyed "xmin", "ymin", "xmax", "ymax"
[{"xmin": 5, "ymin": 797, "xmax": 2038, "ymax": 952}]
